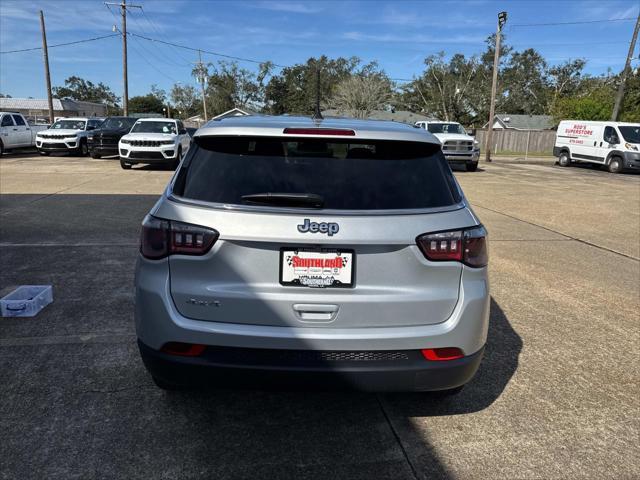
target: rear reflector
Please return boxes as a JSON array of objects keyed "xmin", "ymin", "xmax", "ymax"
[
  {"xmin": 421, "ymin": 347, "xmax": 464, "ymax": 361},
  {"xmin": 283, "ymin": 128, "xmax": 355, "ymax": 136},
  {"xmin": 161, "ymin": 342, "xmax": 206, "ymax": 357}
]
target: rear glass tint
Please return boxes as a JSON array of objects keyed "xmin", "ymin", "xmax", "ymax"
[{"xmin": 174, "ymin": 137, "xmax": 461, "ymax": 210}]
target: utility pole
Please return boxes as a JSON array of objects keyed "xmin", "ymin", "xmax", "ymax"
[
  {"xmin": 39, "ymin": 11, "xmax": 54, "ymax": 124},
  {"xmin": 312, "ymin": 65, "xmax": 323, "ymax": 120},
  {"xmin": 196, "ymin": 50, "xmax": 208, "ymax": 122},
  {"xmin": 612, "ymin": 13, "xmax": 640, "ymax": 121},
  {"xmin": 485, "ymin": 11, "xmax": 507, "ymax": 163},
  {"xmin": 106, "ymin": 0, "xmax": 141, "ymax": 116}
]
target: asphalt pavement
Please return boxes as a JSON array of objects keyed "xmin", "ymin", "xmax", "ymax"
[{"xmin": 1, "ymin": 154, "xmax": 638, "ymax": 479}]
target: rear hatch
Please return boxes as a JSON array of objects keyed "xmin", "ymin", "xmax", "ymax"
[{"xmin": 161, "ymin": 134, "xmax": 476, "ymax": 328}]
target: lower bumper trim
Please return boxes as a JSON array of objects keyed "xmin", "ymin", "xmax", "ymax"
[{"xmin": 138, "ymin": 340, "xmax": 485, "ymax": 392}]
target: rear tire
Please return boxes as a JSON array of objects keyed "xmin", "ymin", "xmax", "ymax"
[
  {"xmin": 608, "ymin": 156, "xmax": 623, "ymax": 173},
  {"xmin": 558, "ymin": 151, "xmax": 571, "ymax": 167},
  {"xmin": 120, "ymin": 158, "xmax": 132, "ymax": 169},
  {"xmin": 466, "ymin": 162, "xmax": 478, "ymax": 172},
  {"xmin": 0, "ymin": 141, "xmax": 3, "ymax": 156}
]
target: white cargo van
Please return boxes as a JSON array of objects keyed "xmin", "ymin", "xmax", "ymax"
[{"xmin": 554, "ymin": 120, "xmax": 640, "ymax": 173}]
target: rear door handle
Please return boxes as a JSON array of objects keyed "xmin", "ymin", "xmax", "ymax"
[{"xmin": 292, "ymin": 304, "xmax": 338, "ymax": 323}]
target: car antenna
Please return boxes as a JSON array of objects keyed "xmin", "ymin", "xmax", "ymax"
[{"xmin": 312, "ymin": 65, "xmax": 323, "ymax": 121}]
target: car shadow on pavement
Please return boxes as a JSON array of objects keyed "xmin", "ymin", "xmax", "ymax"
[{"xmin": 381, "ymin": 297, "xmax": 522, "ymax": 416}]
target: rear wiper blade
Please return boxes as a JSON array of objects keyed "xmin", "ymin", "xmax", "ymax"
[{"xmin": 241, "ymin": 192, "xmax": 324, "ymax": 208}]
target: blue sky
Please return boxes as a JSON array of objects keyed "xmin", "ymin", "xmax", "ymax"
[{"xmin": 1, "ymin": 0, "xmax": 639, "ymax": 100}]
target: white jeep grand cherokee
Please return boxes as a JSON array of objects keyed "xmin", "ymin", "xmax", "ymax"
[{"xmin": 119, "ymin": 118, "xmax": 191, "ymax": 170}]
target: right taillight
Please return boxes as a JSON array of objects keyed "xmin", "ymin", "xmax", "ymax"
[
  {"xmin": 140, "ymin": 215, "xmax": 219, "ymax": 259},
  {"xmin": 417, "ymin": 225, "xmax": 488, "ymax": 267}
]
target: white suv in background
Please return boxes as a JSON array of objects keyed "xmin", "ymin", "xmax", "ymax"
[
  {"xmin": 415, "ymin": 121, "xmax": 480, "ymax": 171},
  {"xmin": 36, "ymin": 117, "xmax": 104, "ymax": 156},
  {"xmin": 119, "ymin": 118, "xmax": 191, "ymax": 170}
]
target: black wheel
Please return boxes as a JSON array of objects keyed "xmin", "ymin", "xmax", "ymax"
[
  {"xmin": 39, "ymin": 151, "xmax": 50, "ymax": 156},
  {"xmin": 608, "ymin": 156, "xmax": 623, "ymax": 173},
  {"xmin": 152, "ymin": 376, "xmax": 187, "ymax": 391},
  {"xmin": 466, "ymin": 162, "xmax": 478, "ymax": 172},
  {"xmin": 0, "ymin": 141, "xmax": 3, "ymax": 156},
  {"xmin": 120, "ymin": 158, "xmax": 132, "ymax": 169},
  {"xmin": 558, "ymin": 151, "xmax": 571, "ymax": 167},
  {"xmin": 90, "ymin": 151, "xmax": 101, "ymax": 159},
  {"xmin": 78, "ymin": 140, "xmax": 89, "ymax": 157}
]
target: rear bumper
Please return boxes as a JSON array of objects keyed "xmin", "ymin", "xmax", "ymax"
[{"xmin": 138, "ymin": 340, "xmax": 485, "ymax": 391}]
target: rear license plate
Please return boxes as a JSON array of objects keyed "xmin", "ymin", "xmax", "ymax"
[{"xmin": 280, "ymin": 248, "xmax": 354, "ymax": 288}]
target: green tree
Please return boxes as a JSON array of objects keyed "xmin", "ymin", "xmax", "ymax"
[
  {"xmin": 128, "ymin": 94, "xmax": 165, "ymax": 114},
  {"xmin": 265, "ymin": 56, "xmax": 368, "ymax": 115},
  {"xmin": 52, "ymin": 76, "xmax": 119, "ymax": 108},
  {"xmin": 170, "ymin": 84, "xmax": 199, "ymax": 118},
  {"xmin": 619, "ymin": 71, "xmax": 640, "ymax": 122},
  {"xmin": 329, "ymin": 74, "xmax": 393, "ymax": 119},
  {"xmin": 195, "ymin": 61, "xmax": 272, "ymax": 116},
  {"xmin": 550, "ymin": 85, "xmax": 614, "ymax": 122},
  {"xmin": 500, "ymin": 48, "xmax": 549, "ymax": 115}
]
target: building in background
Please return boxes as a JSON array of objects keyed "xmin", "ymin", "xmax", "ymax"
[
  {"xmin": 483, "ymin": 114, "xmax": 555, "ymax": 131},
  {"xmin": 0, "ymin": 97, "xmax": 108, "ymax": 124}
]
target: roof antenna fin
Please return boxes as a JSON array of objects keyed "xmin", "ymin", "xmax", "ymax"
[{"xmin": 312, "ymin": 65, "xmax": 323, "ymax": 120}]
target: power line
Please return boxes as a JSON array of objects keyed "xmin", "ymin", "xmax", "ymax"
[
  {"xmin": 140, "ymin": 6, "xmax": 193, "ymax": 65},
  {"xmin": 128, "ymin": 31, "xmax": 287, "ymax": 67},
  {"xmin": 0, "ymin": 33, "xmax": 119, "ymax": 54},
  {"xmin": 511, "ymin": 17, "xmax": 636, "ymax": 27}
]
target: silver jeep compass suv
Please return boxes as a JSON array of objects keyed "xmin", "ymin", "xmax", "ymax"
[{"xmin": 135, "ymin": 115, "xmax": 489, "ymax": 392}]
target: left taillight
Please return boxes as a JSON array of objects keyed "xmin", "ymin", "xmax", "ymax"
[
  {"xmin": 140, "ymin": 215, "xmax": 219, "ymax": 259},
  {"xmin": 416, "ymin": 225, "xmax": 488, "ymax": 268}
]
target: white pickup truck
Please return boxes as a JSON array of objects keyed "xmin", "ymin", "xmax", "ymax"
[
  {"xmin": 0, "ymin": 112, "xmax": 49, "ymax": 155},
  {"xmin": 415, "ymin": 120, "xmax": 480, "ymax": 171}
]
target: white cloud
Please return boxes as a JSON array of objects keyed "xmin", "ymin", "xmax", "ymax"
[
  {"xmin": 343, "ymin": 31, "xmax": 485, "ymax": 45},
  {"xmin": 253, "ymin": 1, "xmax": 323, "ymax": 14}
]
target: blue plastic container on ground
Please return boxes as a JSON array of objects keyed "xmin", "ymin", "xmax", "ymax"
[{"xmin": 0, "ymin": 286, "xmax": 53, "ymax": 317}]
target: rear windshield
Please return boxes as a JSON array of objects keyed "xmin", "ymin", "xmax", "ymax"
[{"xmin": 174, "ymin": 137, "xmax": 461, "ymax": 211}]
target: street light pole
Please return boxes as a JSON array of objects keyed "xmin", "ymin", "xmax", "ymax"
[{"xmin": 485, "ymin": 11, "xmax": 507, "ymax": 163}]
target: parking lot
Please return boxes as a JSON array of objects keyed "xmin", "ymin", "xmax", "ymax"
[{"xmin": 1, "ymin": 153, "xmax": 638, "ymax": 479}]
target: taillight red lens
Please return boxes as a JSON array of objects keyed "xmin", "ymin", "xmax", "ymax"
[
  {"xmin": 421, "ymin": 347, "xmax": 464, "ymax": 361},
  {"xmin": 161, "ymin": 342, "xmax": 206, "ymax": 357},
  {"xmin": 417, "ymin": 226, "xmax": 487, "ymax": 267},
  {"xmin": 282, "ymin": 128, "xmax": 356, "ymax": 136},
  {"xmin": 140, "ymin": 215, "xmax": 219, "ymax": 259}
]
